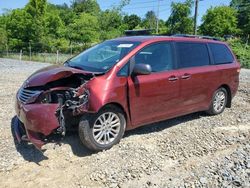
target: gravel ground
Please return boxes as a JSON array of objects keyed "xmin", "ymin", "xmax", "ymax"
[{"xmin": 0, "ymin": 58, "xmax": 249, "ymax": 188}]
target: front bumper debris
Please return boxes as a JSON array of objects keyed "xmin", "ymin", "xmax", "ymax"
[{"xmin": 15, "ymin": 100, "xmax": 60, "ymax": 149}]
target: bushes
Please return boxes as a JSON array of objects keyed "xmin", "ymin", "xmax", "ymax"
[{"xmin": 228, "ymin": 39, "xmax": 250, "ymax": 68}]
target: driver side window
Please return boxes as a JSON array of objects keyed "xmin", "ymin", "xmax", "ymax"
[{"xmin": 134, "ymin": 42, "xmax": 174, "ymax": 72}]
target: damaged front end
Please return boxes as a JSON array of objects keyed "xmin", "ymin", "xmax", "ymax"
[
  {"xmin": 55, "ymin": 82, "xmax": 90, "ymax": 137},
  {"xmin": 15, "ymin": 66, "xmax": 96, "ymax": 150}
]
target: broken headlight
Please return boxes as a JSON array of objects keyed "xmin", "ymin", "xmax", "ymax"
[{"xmin": 39, "ymin": 90, "xmax": 72, "ymax": 104}]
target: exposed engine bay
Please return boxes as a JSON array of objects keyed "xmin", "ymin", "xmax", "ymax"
[{"xmin": 38, "ymin": 74, "xmax": 92, "ymax": 136}]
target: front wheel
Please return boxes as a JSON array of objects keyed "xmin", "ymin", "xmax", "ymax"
[
  {"xmin": 78, "ymin": 106, "xmax": 126, "ymax": 151},
  {"xmin": 206, "ymin": 87, "xmax": 228, "ymax": 115}
]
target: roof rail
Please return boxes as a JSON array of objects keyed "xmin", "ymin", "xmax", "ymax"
[{"xmin": 172, "ymin": 34, "xmax": 221, "ymax": 41}]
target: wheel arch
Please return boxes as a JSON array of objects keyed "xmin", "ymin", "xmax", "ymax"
[
  {"xmin": 99, "ymin": 102, "xmax": 128, "ymax": 124},
  {"xmin": 78, "ymin": 102, "xmax": 127, "ymax": 151},
  {"xmin": 218, "ymin": 84, "xmax": 232, "ymax": 108}
]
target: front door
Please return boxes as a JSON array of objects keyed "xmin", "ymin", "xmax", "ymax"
[{"xmin": 128, "ymin": 42, "xmax": 182, "ymax": 127}]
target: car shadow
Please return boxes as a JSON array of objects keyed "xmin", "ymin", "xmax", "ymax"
[
  {"xmin": 124, "ymin": 111, "xmax": 206, "ymax": 137},
  {"xmin": 60, "ymin": 131, "xmax": 93, "ymax": 157},
  {"xmin": 10, "ymin": 117, "xmax": 48, "ymax": 164},
  {"xmin": 10, "ymin": 116, "xmax": 93, "ymax": 162},
  {"xmin": 11, "ymin": 111, "xmax": 206, "ymax": 161}
]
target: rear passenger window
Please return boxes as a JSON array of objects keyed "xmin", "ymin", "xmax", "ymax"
[
  {"xmin": 176, "ymin": 43, "xmax": 210, "ymax": 68},
  {"xmin": 209, "ymin": 43, "xmax": 234, "ymax": 64}
]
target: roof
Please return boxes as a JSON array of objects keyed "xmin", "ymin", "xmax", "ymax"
[{"xmin": 111, "ymin": 35, "xmax": 225, "ymax": 44}]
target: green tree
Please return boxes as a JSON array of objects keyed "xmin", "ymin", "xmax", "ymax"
[
  {"xmin": 67, "ymin": 13, "xmax": 100, "ymax": 45},
  {"xmin": 0, "ymin": 15, "xmax": 8, "ymax": 51},
  {"xmin": 0, "ymin": 28, "xmax": 7, "ymax": 52},
  {"xmin": 99, "ymin": 10, "xmax": 124, "ymax": 40},
  {"xmin": 6, "ymin": 9, "xmax": 34, "ymax": 50},
  {"xmin": 141, "ymin": 11, "xmax": 157, "ymax": 30},
  {"xmin": 43, "ymin": 13, "xmax": 68, "ymax": 51},
  {"xmin": 112, "ymin": 0, "xmax": 130, "ymax": 11},
  {"xmin": 5, "ymin": 0, "xmax": 71, "ymax": 51},
  {"xmin": 124, "ymin": 14, "xmax": 141, "ymax": 30},
  {"xmin": 158, "ymin": 19, "xmax": 169, "ymax": 34},
  {"xmin": 25, "ymin": 0, "xmax": 48, "ymax": 50},
  {"xmin": 230, "ymin": 0, "xmax": 244, "ymax": 8},
  {"xmin": 228, "ymin": 39, "xmax": 250, "ymax": 68},
  {"xmin": 47, "ymin": 3, "xmax": 76, "ymax": 26},
  {"xmin": 45, "ymin": 13, "xmax": 65, "ymax": 38},
  {"xmin": 200, "ymin": 6, "xmax": 239, "ymax": 37},
  {"xmin": 230, "ymin": 0, "xmax": 250, "ymax": 35},
  {"xmin": 72, "ymin": 0, "xmax": 100, "ymax": 15},
  {"xmin": 25, "ymin": 0, "xmax": 47, "ymax": 17},
  {"xmin": 167, "ymin": 0, "xmax": 193, "ymax": 34}
]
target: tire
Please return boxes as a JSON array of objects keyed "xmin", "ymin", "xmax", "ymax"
[
  {"xmin": 206, "ymin": 87, "xmax": 228, "ymax": 115},
  {"xmin": 78, "ymin": 105, "xmax": 126, "ymax": 151}
]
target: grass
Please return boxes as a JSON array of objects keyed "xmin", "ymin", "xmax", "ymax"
[{"xmin": 1, "ymin": 53, "xmax": 73, "ymax": 64}]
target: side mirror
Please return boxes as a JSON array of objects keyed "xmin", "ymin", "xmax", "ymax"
[{"xmin": 132, "ymin": 64, "xmax": 152, "ymax": 75}]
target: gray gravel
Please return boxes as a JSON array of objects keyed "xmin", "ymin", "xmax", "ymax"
[{"xmin": 0, "ymin": 58, "xmax": 249, "ymax": 188}]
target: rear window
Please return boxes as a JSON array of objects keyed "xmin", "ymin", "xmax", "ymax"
[
  {"xmin": 209, "ymin": 43, "xmax": 234, "ymax": 64},
  {"xmin": 176, "ymin": 42, "xmax": 210, "ymax": 68}
]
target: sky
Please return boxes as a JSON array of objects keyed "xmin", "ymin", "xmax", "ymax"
[{"xmin": 0, "ymin": 0, "xmax": 231, "ymax": 25}]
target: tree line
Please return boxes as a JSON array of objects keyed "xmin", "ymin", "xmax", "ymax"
[{"xmin": 0, "ymin": 0, "xmax": 249, "ymax": 54}]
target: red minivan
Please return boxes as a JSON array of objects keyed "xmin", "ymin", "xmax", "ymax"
[{"xmin": 14, "ymin": 36, "xmax": 240, "ymax": 151}]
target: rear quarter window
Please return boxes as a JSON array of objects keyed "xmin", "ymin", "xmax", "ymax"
[
  {"xmin": 208, "ymin": 43, "xmax": 234, "ymax": 64},
  {"xmin": 176, "ymin": 42, "xmax": 210, "ymax": 68}
]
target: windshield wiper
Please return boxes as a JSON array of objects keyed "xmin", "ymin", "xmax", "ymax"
[
  {"xmin": 65, "ymin": 60, "xmax": 107, "ymax": 74},
  {"xmin": 64, "ymin": 61, "xmax": 84, "ymax": 70},
  {"xmin": 69, "ymin": 65, "xmax": 85, "ymax": 70},
  {"xmin": 64, "ymin": 60, "xmax": 71, "ymax": 66}
]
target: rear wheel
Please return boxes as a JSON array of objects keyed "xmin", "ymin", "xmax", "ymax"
[
  {"xmin": 78, "ymin": 106, "xmax": 126, "ymax": 151},
  {"xmin": 207, "ymin": 87, "xmax": 228, "ymax": 115}
]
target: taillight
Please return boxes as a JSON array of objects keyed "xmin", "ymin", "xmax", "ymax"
[{"xmin": 237, "ymin": 68, "xmax": 240, "ymax": 73}]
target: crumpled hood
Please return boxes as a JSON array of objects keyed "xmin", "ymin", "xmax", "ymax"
[{"xmin": 23, "ymin": 65, "xmax": 94, "ymax": 88}]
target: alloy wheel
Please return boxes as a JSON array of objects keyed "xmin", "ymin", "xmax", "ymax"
[
  {"xmin": 92, "ymin": 112, "xmax": 121, "ymax": 145},
  {"xmin": 213, "ymin": 91, "xmax": 226, "ymax": 113}
]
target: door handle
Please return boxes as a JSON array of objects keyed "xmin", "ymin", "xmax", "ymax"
[
  {"xmin": 168, "ymin": 76, "xmax": 178, "ymax": 81},
  {"xmin": 181, "ymin": 74, "xmax": 191, "ymax": 79}
]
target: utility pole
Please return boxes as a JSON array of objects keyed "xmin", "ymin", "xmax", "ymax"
[
  {"xmin": 193, "ymin": 0, "xmax": 199, "ymax": 35},
  {"xmin": 156, "ymin": 0, "xmax": 160, "ymax": 34}
]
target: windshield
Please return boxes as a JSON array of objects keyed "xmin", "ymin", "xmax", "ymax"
[{"xmin": 66, "ymin": 40, "xmax": 141, "ymax": 73}]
